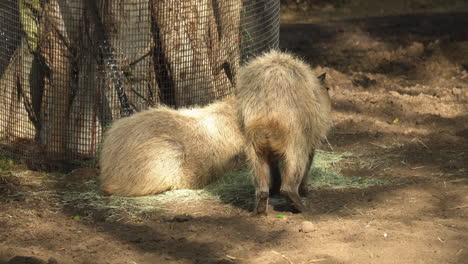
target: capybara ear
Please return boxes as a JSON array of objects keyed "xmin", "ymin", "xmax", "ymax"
[{"xmin": 318, "ymin": 72, "xmax": 327, "ymax": 83}]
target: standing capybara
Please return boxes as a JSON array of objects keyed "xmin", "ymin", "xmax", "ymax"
[
  {"xmin": 235, "ymin": 50, "xmax": 332, "ymax": 215},
  {"xmin": 99, "ymin": 97, "xmax": 245, "ymax": 196}
]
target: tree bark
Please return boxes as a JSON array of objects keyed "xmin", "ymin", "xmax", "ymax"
[
  {"xmin": 0, "ymin": 0, "xmax": 245, "ymax": 164},
  {"xmin": 150, "ymin": 0, "xmax": 242, "ymax": 107}
]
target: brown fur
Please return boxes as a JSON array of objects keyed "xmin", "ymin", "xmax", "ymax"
[
  {"xmin": 235, "ymin": 50, "xmax": 332, "ymax": 214},
  {"xmin": 99, "ymin": 97, "xmax": 245, "ymax": 196}
]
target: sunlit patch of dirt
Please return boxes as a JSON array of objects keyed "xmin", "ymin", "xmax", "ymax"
[{"xmin": 1, "ymin": 5, "xmax": 468, "ymax": 264}]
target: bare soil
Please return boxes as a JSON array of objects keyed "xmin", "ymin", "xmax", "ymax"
[{"xmin": 1, "ymin": 5, "xmax": 468, "ymax": 264}]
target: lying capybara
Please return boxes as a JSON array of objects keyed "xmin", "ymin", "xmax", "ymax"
[
  {"xmin": 235, "ymin": 50, "xmax": 332, "ymax": 214},
  {"xmin": 99, "ymin": 97, "xmax": 245, "ymax": 196}
]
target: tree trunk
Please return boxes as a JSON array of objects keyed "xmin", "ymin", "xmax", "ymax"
[
  {"xmin": 0, "ymin": 39, "xmax": 35, "ymax": 142},
  {"xmin": 0, "ymin": 0, "xmax": 245, "ymax": 165},
  {"xmin": 37, "ymin": 0, "xmax": 74, "ymax": 160},
  {"xmin": 150, "ymin": 0, "xmax": 242, "ymax": 107}
]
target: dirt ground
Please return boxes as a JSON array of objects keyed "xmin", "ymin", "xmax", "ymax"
[{"xmin": 1, "ymin": 3, "xmax": 468, "ymax": 264}]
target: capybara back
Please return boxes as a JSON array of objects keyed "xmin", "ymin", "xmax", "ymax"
[
  {"xmin": 235, "ymin": 50, "xmax": 332, "ymax": 214},
  {"xmin": 99, "ymin": 97, "xmax": 245, "ymax": 196}
]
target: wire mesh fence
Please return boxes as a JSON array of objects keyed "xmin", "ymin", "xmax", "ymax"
[{"xmin": 0, "ymin": 0, "xmax": 280, "ymax": 170}]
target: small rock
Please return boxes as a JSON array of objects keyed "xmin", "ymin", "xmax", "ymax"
[
  {"xmin": 188, "ymin": 225, "xmax": 199, "ymax": 232},
  {"xmin": 406, "ymin": 42, "xmax": 424, "ymax": 57},
  {"xmin": 452, "ymin": 88, "xmax": 462, "ymax": 95},
  {"xmin": 300, "ymin": 221, "xmax": 315, "ymax": 233}
]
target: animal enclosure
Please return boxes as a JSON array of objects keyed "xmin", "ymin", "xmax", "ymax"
[{"xmin": 0, "ymin": 0, "xmax": 279, "ymax": 169}]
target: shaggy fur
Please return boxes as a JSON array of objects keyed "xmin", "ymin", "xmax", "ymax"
[
  {"xmin": 99, "ymin": 97, "xmax": 245, "ymax": 196},
  {"xmin": 235, "ymin": 50, "xmax": 332, "ymax": 214}
]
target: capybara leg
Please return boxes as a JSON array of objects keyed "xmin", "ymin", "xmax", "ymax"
[
  {"xmin": 281, "ymin": 190, "xmax": 307, "ymax": 213},
  {"xmin": 253, "ymin": 153, "xmax": 271, "ymax": 216},
  {"xmin": 255, "ymin": 191, "xmax": 269, "ymax": 216},
  {"xmin": 282, "ymin": 187, "xmax": 308, "ymax": 213},
  {"xmin": 281, "ymin": 163, "xmax": 308, "ymax": 213},
  {"xmin": 299, "ymin": 152, "xmax": 315, "ymax": 197},
  {"xmin": 268, "ymin": 154, "xmax": 282, "ymax": 196}
]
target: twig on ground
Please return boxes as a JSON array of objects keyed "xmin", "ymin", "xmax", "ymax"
[
  {"xmin": 448, "ymin": 205, "xmax": 468, "ymax": 210},
  {"xmin": 300, "ymin": 259, "xmax": 328, "ymax": 264},
  {"xmin": 413, "ymin": 138, "xmax": 431, "ymax": 151},
  {"xmin": 370, "ymin": 142, "xmax": 390, "ymax": 149},
  {"xmin": 325, "ymin": 137, "xmax": 334, "ymax": 151},
  {"xmin": 271, "ymin": 250, "xmax": 294, "ymax": 264},
  {"xmin": 226, "ymin": 255, "xmax": 242, "ymax": 260}
]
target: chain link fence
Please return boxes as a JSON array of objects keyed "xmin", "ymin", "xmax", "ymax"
[{"xmin": 0, "ymin": 0, "xmax": 279, "ymax": 170}]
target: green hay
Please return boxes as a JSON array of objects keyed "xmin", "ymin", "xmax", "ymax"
[
  {"xmin": 0, "ymin": 154, "xmax": 23, "ymax": 172},
  {"xmin": 201, "ymin": 150, "xmax": 390, "ymax": 204},
  {"xmin": 308, "ymin": 151, "xmax": 388, "ymax": 189},
  {"xmin": 54, "ymin": 181, "xmax": 221, "ymax": 220},
  {"xmin": 3, "ymin": 150, "xmax": 389, "ymax": 220},
  {"xmin": 206, "ymin": 169, "xmax": 252, "ymax": 194},
  {"xmin": 205, "ymin": 169, "xmax": 255, "ymax": 205},
  {"xmin": 309, "ymin": 168, "xmax": 388, "ymax": 189},
  {"xmin": 206, "ymin": 150, "xmax": 390, "ymax": 192}
]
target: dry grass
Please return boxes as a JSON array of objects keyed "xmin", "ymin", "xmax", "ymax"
[{"xmin": 1, "ymin": 151, "xmax": 391, "ymax": 220}]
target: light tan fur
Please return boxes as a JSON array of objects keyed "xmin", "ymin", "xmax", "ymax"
[
  {"xmin": 99, "ymin": 97, "xmax": 245, "ymax": 196},
  {"xmin": 235, "ymin": 50, "xmax": 332, "ymax": 214}
]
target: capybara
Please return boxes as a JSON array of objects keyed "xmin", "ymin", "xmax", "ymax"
[
  {"xmin": 99, "ymin": 97, "xmax": 245, "ymax": 196},
  {"xmin": 235, "ymin": 50, "xmax": 332, "ymax": 215}
]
